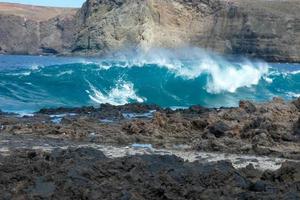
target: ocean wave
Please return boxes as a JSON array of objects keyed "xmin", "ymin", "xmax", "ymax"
[
  {"xmin": 0, "ymin": 50, "xmax": 298, "ymax": 112},
  {"xmin": 56, "ymin": 70, "xmax": 74, "ymax": 77},
  {"xmin": 287, "ymin": 92, "xmax": 300, "ymax": 98},
  {"xmin": 86, "ymin": 80, "xmax": 145, "ymax": 105},
  {"xmin": 289, "ymin": 70, "xmax": 300, "ymax": 75},
  {"xmin": 94, "ymin": 48, "xmax": 270, "ymax": 93}
]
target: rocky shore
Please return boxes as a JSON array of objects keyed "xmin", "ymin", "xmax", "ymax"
[
  {"xmin": 0, "ymin": 97, "xmax": 299, "ymax": 198},
  {"xmin": 1, "ymin": 147, "xmax": 300, "ymax": 199},
  {"xmin": 1, "ymin": 97, "xmax": 299, "ymax": 158}
]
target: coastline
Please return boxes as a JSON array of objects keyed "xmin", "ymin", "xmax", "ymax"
[
  {"xmin": 1, "ymin": 97, "xmax": 299, "ymax": 159},
  {"xmin": 1, "ymin": 0, "xmax": 300, "ymax": 63},
  {"xmin": 1, "ymin": 0, "xmax": 300, "ymax": 198},
  {"xmin": 0, "ymin": 98, "xmax": 299, "ymax": 198}
]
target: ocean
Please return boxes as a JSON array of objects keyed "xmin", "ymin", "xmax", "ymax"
[{"xmin": 0, "ymin": 48, "xmax": 299, "ymax": 113}]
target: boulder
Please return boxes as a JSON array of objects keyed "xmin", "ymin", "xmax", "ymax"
[
  {"xmin": 239, "ymin": 100, "xmax": 256, "ymax": 113},
  {"xmin": 209, "ymin": 121, "xmax": 230, "ymax": 138}
]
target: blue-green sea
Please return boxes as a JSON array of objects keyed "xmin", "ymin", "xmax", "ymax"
[{"xmin": 0, "ymin": 49, "xmax": 299, "ymax": 113}]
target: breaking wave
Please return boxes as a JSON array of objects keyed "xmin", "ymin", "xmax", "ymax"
[
  {"xmin": 95, "ymin": 48, "xmax": 270, "ymax": 94},
  {"xmin": 0, "ymin": 48, "xmax": 299, "ymax": 113},
  {"xmin": 87, "ymin": 80, "xmax": 145, "ymax": 105}
]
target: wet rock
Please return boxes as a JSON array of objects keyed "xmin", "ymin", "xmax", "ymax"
[
  {"xmin": 294, "ymin": 117, "xmax": 300, "ymax": 135},
  {"xmin": 250, "ymin": 180, "xmax": 266, "ymax": 192},
  {"xmin": 272, "ymin": 97, "xmax": 285, "ymax": 104},
  {"xmin": 281, "ymin": 133, "xmax": 295, "ymax": 142},
  {"xmin": 292, "ymin": 97, "xmax": 300, "ymax": 110},
  {"xmin": 253, "ymin": 145, "xmax": 272, "ymax": 156},
  {"xmin": 27, "ymin": 177, "xmax": 55, "ymax": 198},
  {"xmin": 262, "ymin": 161, "xmax": 300, "ymax": 182},
  {"xmin": 252, "ymin": 132, "xmax": 271, "ymax": 146},
  {"xmin": 187, "ymin": 105, "xmax": 210, "ymax": 114},
  {"xmin": 240, "ymin": 164, "xmax": 261, "ymax": 179},
  {"xmin": 38, "ymin": 106, "xmax": 96, "ymax": 115},
  {"xmin": 152, "ymin": 112, "xmax": 168, "ymax": 128},
  {"xmin": 192, "ymin": 119, "xmax": 208, "ymax": 130},
  {"xmin": 209, "ymin": 121, "xmax": 230, "ymax": 138},
  {"xmin": 239, "ymin": 100, "xmax": 256, "ymax": 113},
  {"xmin": 0, "ymin": 98, "xmax": 299, "ymax": 159},
  {"xmin": 123, "ymin": 120, "xmax": 152, "ymax": 135},
  {"xmin": 1, "ymin": 148, "xmax": 300, "ymax": 199}
]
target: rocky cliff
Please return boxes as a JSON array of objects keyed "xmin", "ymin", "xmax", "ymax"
[
  {"xmin": 0, "ymin": 3, "xmax": 77, "ymax": 55},
  {"xmin": 1, "ymin": 0, "xmax": 300, "ymax": 62}
]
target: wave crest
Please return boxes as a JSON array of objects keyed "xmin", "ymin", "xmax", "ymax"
[
  {"xmin": 87, "ymin": 81, "xmax": 145, "ymax": 105},
  {"xmin": 97, "ymin": 48, "xmax": 270, "ymax": 93}
]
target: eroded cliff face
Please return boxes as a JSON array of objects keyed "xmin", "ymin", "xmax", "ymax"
[
  {"xmin": 72, "ymin": 0, "xmax": 223, "ymax": 55},
  {"xmin": 1, "ymin": 1, "xmax": 300, "ymax": 62},
  {"xmin": 206, "ymin": 0, "xmax": 300, "ymax": 62},
  {"xmin": 0, "ymin": 3, "xmax": 77, "ymax": 55}
]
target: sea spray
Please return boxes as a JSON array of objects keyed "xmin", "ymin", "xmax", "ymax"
[
  {"xmin": 0, "ymin": 49, "xmax": 299, "ymax": 113},
  {"xmin": 97, "ymin": 48, "xmax": 271, "ymax": 93},
  {"xmin": 86, "ymin": 80, "xmax": 145, "ymax": 105}
]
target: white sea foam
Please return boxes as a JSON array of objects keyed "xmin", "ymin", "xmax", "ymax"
[
  {"xmin": 289, "ymin": 70, "xmax": 300, "ymax": 75},
  {"xmin": 87, "ymin": 80, "xmax": 145, "ymax": 105},
  {"xmin": 287, "ymin": 92, "xmax": 300, "ymax": 98},
  {"xmin": 30, "ymin": 64, "xmax": 41, "ymax": 70},
  {"xmin": 96, "ymin": 48, "xmax": 270, "ymax": 94},
  {"xmin": 56, "ymin": 70, "xmax": 74, "ymax": 77}
]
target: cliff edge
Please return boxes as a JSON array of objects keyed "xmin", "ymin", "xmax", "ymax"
[{"xmin": 1, "ymin": 0, "xmax": 300, "ymax": 62}]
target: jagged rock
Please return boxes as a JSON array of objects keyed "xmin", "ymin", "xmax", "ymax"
[
  {"xmin": 0, "ymin": 98, "xmax": 299, "ymax": 159},
  {"xmin": 252, "ymin": 132, "xmax": 271, "ymax": 146},
  {"xmin": 1, "ymin": 1, "xmax": 300, "ymax": 62},
  {"xmin": 249, "ymin": 180, "xmax": 266, "ymax": 192},
  {"xmin": 294, "ymin": 117, "xmax": 300, "ymax": 137},
  {"xmin": 1, "ymin": 147, "xmax": 300, "ymax": 199},
  {"xmin": 192, "ymin": 119, "xmax": 208, "ymax": 130},
  {"xmin": 239, "ymin": 100, "xmax": 256, "ymax": 113},
  {"xmin": 292, "ymin": 98, "xmax": 300, "ymax": 110},
  {"xmin": 209, "ymin": 121, "xmax": 230, "ymax": 138}
]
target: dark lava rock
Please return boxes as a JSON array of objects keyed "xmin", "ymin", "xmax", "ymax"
[
  {"xmin": 192, "ymin": 119, "xmax": 209, "ymax": 130},
  {"xmin": 38, "ymin": 106, "xmax": 96, "ymax": 115},
  {"xmin": 249, "ymin": 180, "xmax": 266, "ymax": 192},
  {"xmin": 186, "ymin": 105, "xmax": 211, "ymax": 114},
  {"xmin": 209, "ymin": 121, "xmax": 230, "ymax": 138},
  {"xmin": 1, "ymin": 98, "xmax": 299, "ymax": 160},
  {"xmin": 294, "ymin": 117, "xmax": 300, "ymax": 135},
  {"xmin": 252, "ymin": 132, "xmax": 271, "ymax": 146},
  {"xmin": 239, "ymin": 100, "xmax": 257, "ymax": 113},
  {"xmin": 292, "ymin": 98, "xmax": 300, "ymax": 110},
  {"xmin": 0, "ymin": 148, "xmax": 300, "ymax": 199},
  {"xmin": 37, "ymin": 103, "xmax": 160, "ymax": 120}
]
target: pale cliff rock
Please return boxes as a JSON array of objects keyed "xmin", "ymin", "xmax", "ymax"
[
  {"xmin": 1, "ymin": 1, "xmax": 300, "ymax": 62},
  {"xmin": 0, "ymin": 3, "xmax": 76, "ymax": 55}
]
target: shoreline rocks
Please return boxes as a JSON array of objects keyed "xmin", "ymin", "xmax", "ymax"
[
  {"xmin": 0, "ymin": 98, "xmax": 299, "ymax": 198},
  {"xmin": 0, "ymin": 97, "xmax": 299, "ymax": 159},
  {"xmin": 0, "ymin": 147, "xmax": 299, "ymax": 199}
]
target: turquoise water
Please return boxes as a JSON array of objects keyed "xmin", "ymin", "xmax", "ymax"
[{"xmin": 0, "ymin": 49, "xmax": 299, "ymax": 113}]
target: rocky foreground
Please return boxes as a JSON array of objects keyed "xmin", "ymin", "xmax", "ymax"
[
  {"xmin": 1, "ymin": 147, "xmax": 300, "ymax": 199},
  {"xmin": 0, "ymin": 97, "xmax": 299, "ymax": 199},
  {"xmin": 1, "ymin": 0, "xmax": 300, "ymax": 62},
  {"xmin": 1, "ymin": 97, "xmax": 299, "ymax": 158}
]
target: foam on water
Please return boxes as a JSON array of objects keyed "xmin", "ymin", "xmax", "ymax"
[
  {"xmin": 0, "ymin": 48, "xmax": 299, "ymax": 112},
  {"xmin": 96, "ymin": 48, "xmax": 270, "ymax": 93},
  {"xmin": 86, "ymin": 80, "xmax": 145, "ymax": 105}
]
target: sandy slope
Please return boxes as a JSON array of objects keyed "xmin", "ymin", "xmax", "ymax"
[{"xmin": 0, "ymin": 2, "xmax": 77, "ymax": 21}]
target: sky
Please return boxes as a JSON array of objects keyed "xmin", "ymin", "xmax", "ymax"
[{"xmin": 0, "ymin": 0, "xmax": 86, "ymax": 7}]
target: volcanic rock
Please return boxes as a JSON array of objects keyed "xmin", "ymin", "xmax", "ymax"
[{"xmin": 1, "ymin": 147, "xmax": 300, "ymax": 199}]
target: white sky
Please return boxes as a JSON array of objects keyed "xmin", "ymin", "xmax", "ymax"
[{"xmin": 0, "ymin": 0, "xmax": 86, "ymax": 7}]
